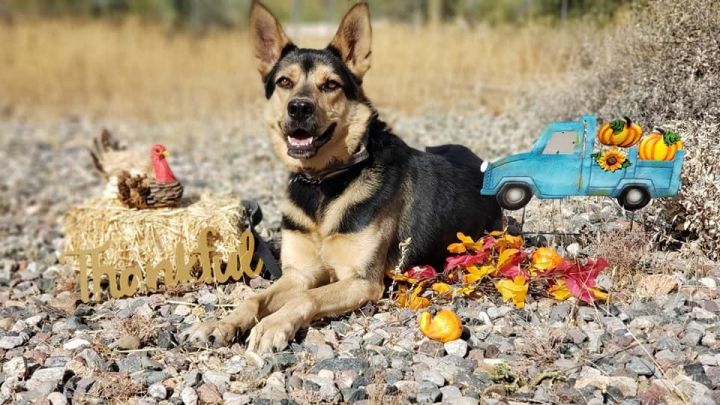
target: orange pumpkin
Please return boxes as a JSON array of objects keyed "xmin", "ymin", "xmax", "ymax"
[
  {"xmin": 418, "ymin": 309, "xmax": 463, "ymax": 343},
  {"xmin": 638, "ymin": 129, "xmax": 684, "ymax": 161},
  {"xmin": 598, "ymin": 117, "xmax": 643, "ymax": 147}
]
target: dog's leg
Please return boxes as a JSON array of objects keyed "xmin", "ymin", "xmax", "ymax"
[
  {"xmin": 182, "ymin": 230, "xmax": 326, "ymax": 347},
  {"xmin": 247, "ymin": 277, "xmax": 384, "ymax": 353}
]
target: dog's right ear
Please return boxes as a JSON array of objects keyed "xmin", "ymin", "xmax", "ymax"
[{"xmin": 249, "ymin": 1, "xmax": 292, "ymax": 78}]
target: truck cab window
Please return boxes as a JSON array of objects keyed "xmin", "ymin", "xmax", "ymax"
[{"xmin": 543, "ymin": 131, "xmax": 578, "ymax": 154}]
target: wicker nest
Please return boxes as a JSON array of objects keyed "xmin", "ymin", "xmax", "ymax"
[{"xmin": 63, "ymin": 193, "xmax": 247, "ymax": 272}]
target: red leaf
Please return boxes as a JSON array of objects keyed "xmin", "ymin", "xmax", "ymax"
[
  {"xmin": 443, "ymin": 250, "xmax": 490, "ymax": 271},
  {"xmin": 498, "ymin": 264, "xmax": 528, "ymax": 279},
  {"xmin": 405, "ymin": 265, "xmax": 438, "ymax": 281},
  {"xmin": 561, "ymin": 258, "xmax": 609, "ymax": 303}
]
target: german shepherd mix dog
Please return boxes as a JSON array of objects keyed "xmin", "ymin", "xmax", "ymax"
[{"xmin": 182, "ymin": 1, "xmax": 502, "ymax": 353}]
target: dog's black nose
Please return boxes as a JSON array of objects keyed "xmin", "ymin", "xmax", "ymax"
[{"xmin": 287, "ymin": 99, "xmax": 315, "ymax": 121}]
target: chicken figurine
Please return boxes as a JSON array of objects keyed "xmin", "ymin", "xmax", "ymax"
[{"xmin": 90, "ymin": 130, "xmax": 184, "ymax": 209}]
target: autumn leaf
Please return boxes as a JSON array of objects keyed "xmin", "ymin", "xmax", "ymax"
[
  {"xmin": 590, "ymin": 287, "xmax": 609, "ymax": 301},
  {"xmin": 463, "ymin": 265, "xmax": 495, "ymax": 283},
  {"xmin": 385, "ymin": 271, "xmax": 419, "ymax": 284},
  {"xmin": 406, "ymin": 265, "xmax": 437, "ymax": 281},
  {"xmin": 495, "ymin": 233, "xmax": 524, "ymax": 252},
  {"xmin": 447, "ymin": 232, "xmax": 487, "ymax": 254},
  {"xmin": 495, "ymin": 276, "xmax": 529, "ymax": 309},
  {"xmin": 444, "ymin": 250, "xmax": 490, "ymax": 271},
  {"xmin": 396, "ymin": 282, "xmax": 431, "ymax": 310},
  {"xmin": 454, "ymin": 285, "xmax": 476, "ymax": 297},
  {"xmin": 548, "ymin": 280, "xmax": 572, "ymax": 301},
  {"xmin": 496, "ymin": 249, "xmax": 528, "ymax": 278},
  {"xmin": 431, "ymin": 282, "xmax": 453, "ymax": 295},
  {"xmin": 556, "ymin": 258, "xmax": 609, "ymax": 303},
  {"xmin": 532, "ymin": 247, "xmax": 563, "ymax": 271}
]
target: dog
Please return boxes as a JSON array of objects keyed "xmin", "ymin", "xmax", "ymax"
[{"xmin": 182, "ymin": 1, "xmax": 503, "ymax": 353}]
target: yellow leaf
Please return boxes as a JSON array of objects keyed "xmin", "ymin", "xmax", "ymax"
[
  {"xmin": 447, "ymin": 242, "xmax": 467, "ymax": 254},
  {"xmin": 590, "ymin": 287, "xmax": 609, "ymax": 301},
  {"xmin": 431, "ymin": 282, "xmax": 453, "ymax": 295},
  {"xmin": 495, "ymin": 276, "xmax": 528, "ymax": 309},
  {"xmin": 548, "ymin": 280, "xmax": 572, "ymax": 301},
  {"xmin": 454, "ymin": 285, "xmax": 476, "ymax": 297},
  {"xmin": 385, "ymin": 271, "xmax": 419, "ymax": 284},
  {"xmin": 497, "ymin": 249, "xmax": 519, "ymax": 270},
  {"xmin": 464, "ymin": 265, "xmax": 495, "ymax": 283},
  {"xmin": 496, "ymin": 234, "xmax": 524, "ymax": 252}
]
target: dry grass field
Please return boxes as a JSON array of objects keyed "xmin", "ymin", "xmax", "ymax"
[{"xmin": 0, "ymin": 18, "xmax": 598, "ymax": 120}]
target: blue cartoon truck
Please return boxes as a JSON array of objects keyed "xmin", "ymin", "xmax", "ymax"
[{"xmin": 480, "ymin": 114, "xmax": 685, "ymax": 211}]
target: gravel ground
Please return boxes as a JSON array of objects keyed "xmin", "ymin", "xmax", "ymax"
[{"xmin": 1, "ymin": 112, "xmax": 719, "ymax": 404}]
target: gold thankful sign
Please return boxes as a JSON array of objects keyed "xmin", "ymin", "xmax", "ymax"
[{"xmin": 63, "ymin": 227, "xmax": 263, "ymax": 303}]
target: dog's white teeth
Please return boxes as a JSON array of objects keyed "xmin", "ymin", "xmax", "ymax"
[{"xmin": 289, "ymin": 136, "xmax": 314, "ymax": 147}]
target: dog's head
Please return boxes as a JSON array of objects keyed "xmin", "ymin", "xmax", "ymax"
[{"xmin": 250, "ymin": 1, "xmax": 374, "ymax": 173}]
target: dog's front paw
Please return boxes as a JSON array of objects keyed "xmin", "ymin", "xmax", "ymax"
[
  {"xmin": 246, "ymin": 315, "xmax": 299, "ymax": 353},
  {"xmin": 180, "ymin": 320, "xmax": 237, "ymax": 348}
]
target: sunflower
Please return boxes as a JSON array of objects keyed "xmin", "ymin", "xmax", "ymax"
[{"xmin": 593, "ymin": 148, "xmax": 630, "ymax": 172}]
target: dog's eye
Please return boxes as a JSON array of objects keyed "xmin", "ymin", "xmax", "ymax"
[
  {"xmin": 321, "ymin": 80, "xmax": 341, "ymax": 92},
  {"xmin": 276, "ymin": 77, "xmax": 293, "ymax": 89}
]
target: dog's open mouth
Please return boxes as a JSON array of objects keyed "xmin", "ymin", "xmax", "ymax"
[{"xmin": 285, "ymin": 123, "xmax": 336, "ymax": 159}]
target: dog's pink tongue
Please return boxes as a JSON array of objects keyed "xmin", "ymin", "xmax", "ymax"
[{"xmin": 289, "ymin": 136, "xmax": 314, "ymax": 147}]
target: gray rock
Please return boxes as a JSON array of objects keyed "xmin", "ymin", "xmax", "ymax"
[
  {"xmin": 384, "ymin": 369, "xmax": 404, "ymax": 385},
  {"xmin": 183, "ymin": 370, "xmax": 202, "ymax": 387},
  {"xmin": 417, "ymin": 370, "xmax": 446, "ymax": 387},
  {"xmin": 47, "ymin": 391, "xmax": 68, "ymax": 405},
  {"xmin": 133, "ymin": 371, "xmax": 168, "ymax": 386},
  {"xmin": 626, "ymin": 356, "xmax": 655, "ymax": 376},
  {"xmin": 439, "ymin": 385, "xmax": 462, "ymax": 400},
  {"xmin": 305, "ymin": 376, "xmax": 341, "ymax": 402},
  {"xmin": 148, "ymin": 382, "xmax": 168, "ymax": 399},
  {"xmin": 181, "ymin": 386, "xmax": 198, "ymax": 405},
  {"xmin": 342, "ymin": 388, "xmax": 367, "ymax": 403},
  {"xmin": 417, "ymin": 381, "xmax": 442, "ymax": 403},
  {"xmin": 63, "ymin": 337, "xmax": 90, "ymax": 351},
  {"xmin": 444, "ymin": 340, "xmax": 468, "ymax": 358},
  {"xmin": 684, "ymin": 363, "xmax": 713, "ymax": 387},
  {"xmin": 2, "ymin": 357, "xmax": 26, "ymax": 379},
  {"xmin": 271, "ymin": 352, "xmax": 297, "ymax": 371},
  {"xmin": 0, "ymin": 335, "xmax": 25, "ymax": 349},
  {"xmin": 311, "ymin": 357, "xmax": 369, "ymax": 373},
  {"xmin": 682, "ymin": 328, "xmax": 704, "ymax": 346},
  {"xmin": 203, "ymin": 370, "xmax": 230, "ymax": 391},
  {"xmin": 26, "ymin": 367, "xmax": 65, "ymax": 396},
  {"xmin": 225, "ymin": 355, "xmax": 247, "ymax": 374},
  {"xmin": 117, "ymin": 354, "xmax": 144, "ymax": 373},
  {"xmin": 223, "ymin": 392, "xmax": 251, "ymax": 405}
]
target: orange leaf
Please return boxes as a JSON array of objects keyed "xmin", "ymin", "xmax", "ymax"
[{"xmin": 532, "ymin": 247, "xmax": 563, "ymax": 271}]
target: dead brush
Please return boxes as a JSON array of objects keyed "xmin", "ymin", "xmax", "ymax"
[
  {"xmin": 117, "ymin": 313, "xmax": 159, "ymax": 346},
  {"xmin": 514, "ymin": 326, "xmax": 565, "ymax": 366},
  {"xmin": 580, "ymin": 227, "xmax": 652, "ymax": 290},
  {"xmin": 86, "ymin": 372, "xmax": 146, "ymax": 404}
]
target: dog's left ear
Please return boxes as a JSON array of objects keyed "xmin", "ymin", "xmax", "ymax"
[{"xmin": 328, "ymin": 2, "xmax": 372, "ymax": 80}]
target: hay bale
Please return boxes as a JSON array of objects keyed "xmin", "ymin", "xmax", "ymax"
[{"xmin": 63, "ymin": 193, "xmax": 246, "ymax": 271}]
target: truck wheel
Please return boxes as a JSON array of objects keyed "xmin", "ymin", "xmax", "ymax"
[
  {"xmin": 497, "ymin": 183, "xmax": 533, "ymax": 210},
  {"xmin": 617, "ymin": 186, "xmax": 650, "ymax": 211}
]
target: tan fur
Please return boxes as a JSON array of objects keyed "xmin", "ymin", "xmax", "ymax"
[{"xmin": 182, "ymin": 2, "xmax": 391, "ymax": 353}]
